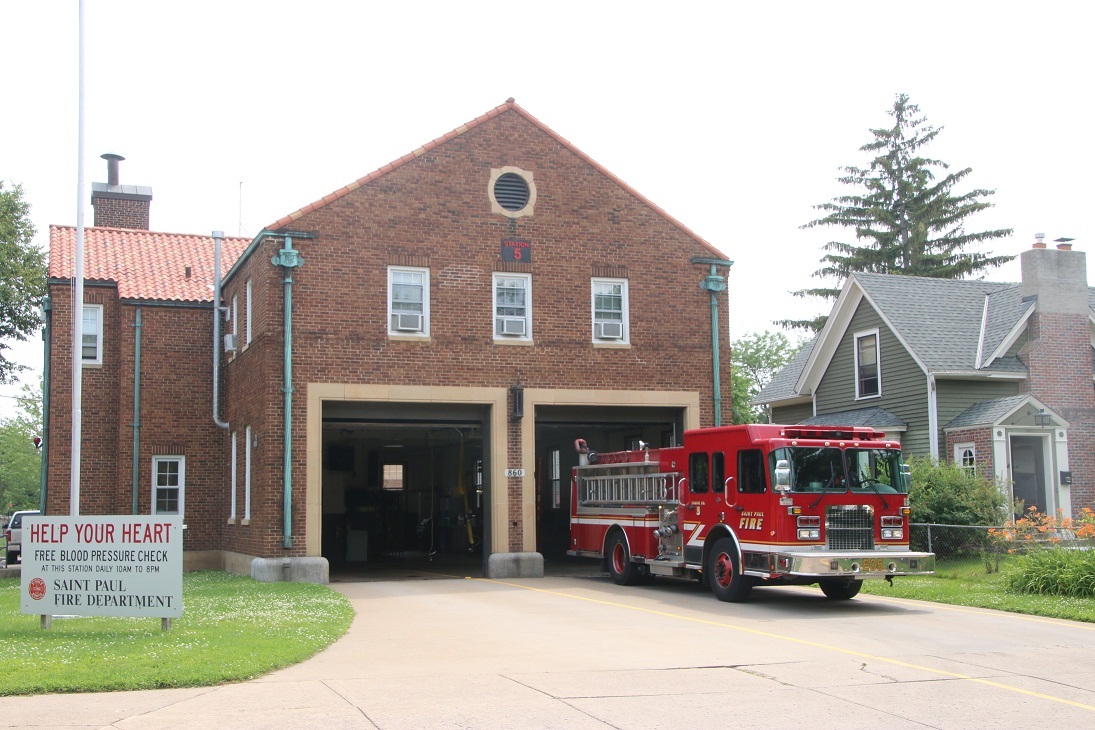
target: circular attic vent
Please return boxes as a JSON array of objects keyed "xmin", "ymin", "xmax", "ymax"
[{"xmin": 493, "ymin": 173, "xmax": 530, "ymax": 211}]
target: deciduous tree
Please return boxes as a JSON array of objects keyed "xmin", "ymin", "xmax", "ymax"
[
  {"xmin": 731, "ymin": 330, "xmax": 801, "ymax": 424},
  {"xmin": 0, "ymin": 181, "xmax": 46, "ymax": 383}
]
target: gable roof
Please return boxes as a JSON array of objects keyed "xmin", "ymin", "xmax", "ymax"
[
  {"xmin": 264, "ymin": 98, "xmax": 728, "ymax": 261},
  {"xmin": 755, "ymin": 270, "xmax": 1093, "ymax": 407},
  {"xmin": 798, "ymin": 406, "xmax": 907, "ymax": 431},
  {"xmin": 945, "ymin": 393, "xmax": 1068, "ymax": 430},
  {"xmin": 49, "ymin": 225, "xmax": 250, "ymax": 302}
]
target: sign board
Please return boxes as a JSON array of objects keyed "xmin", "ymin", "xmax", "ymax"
[
  {"xmin": 20, "ymin": 515, "xmax": 183, "ymax": 618},
  {"xmin": 501, "ymin": 238, "xmax": 531, "ymax": 262}
]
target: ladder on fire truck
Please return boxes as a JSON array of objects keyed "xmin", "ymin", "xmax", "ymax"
[{"xmin": 576, "ymin": 467, "xmax": 679, "ymax": 506}]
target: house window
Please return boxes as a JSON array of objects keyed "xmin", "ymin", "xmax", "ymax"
[
  {"xmin": 493, "ymin": 273, "xmax": 531, "ymax": 339},
  {"xmin": 245, "ymin": 278, "xmax": 253, "ymax": 345},
  {"xmin": 854, "ymin": 329, "xmax": 881, "ymax": 398},
  {"xmin": 244, "ymin": 425, "xmax": 252, "ymax": 521},
  {"xmin": 383, "ymin": 463, "xmax": 405, "ymax": 490},
  {"xmin": 592, "ymin": 279, "xmax": 628, "ymax": 343},
  {"xmin": 82, "ymin": 304, "xmax": 103, "ymax": 365},
  {"xmin": 954, "ymin": 443, "xmax": 976, "ymax": 472},
  {"xmin": 230, "ymin": 431, "xmax": 238, "ymax": 521},
  {"xmin": 388, "ymin": 267, "xmax": 429, "ymax": 335},
  {"xmin": 152, "ymin": 456, "xmax": 185, "ymax": 516}
]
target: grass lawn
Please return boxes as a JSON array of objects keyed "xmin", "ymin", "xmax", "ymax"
[
  {"xmin": 0, "ymin": 571, "xmax": 353, "ymax": 696},
  {"xmin": 861, "ymin": 555, "xmax": 1095, "ymax": 623}
]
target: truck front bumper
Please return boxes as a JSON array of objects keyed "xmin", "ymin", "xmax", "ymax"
[{"xmin": 749, "ymin": 550, "xmax": 935, "ymax": 579}]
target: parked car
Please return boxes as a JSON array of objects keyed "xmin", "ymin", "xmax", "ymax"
[{"xmin": 4, "ymin": 510, "xmax": 40, "ymax": 565}]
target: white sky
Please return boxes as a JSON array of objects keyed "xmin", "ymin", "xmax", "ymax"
[{"xmin": 1, "ymin": 1, "xmax": 1091, "ymax": 421}]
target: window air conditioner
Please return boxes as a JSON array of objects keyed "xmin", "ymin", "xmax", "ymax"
[
  {"xmin": 394, "ymin": 313, "xmax": 423, "ymax": 332},
  {"xmin": 596, "ymin": 321, "xmax": 624, "ymax": 340},
  {"xmin": 500, "ymin": 317, "xmax": 527, "ymax": 336},
  {"xmin": 223, "ymin": 333, "xmax": 237, "ymax": 353}
]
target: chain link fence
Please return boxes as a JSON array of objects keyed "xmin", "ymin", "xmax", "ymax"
[{"xmin": 911, "ymin": 523, "xmax": 1003, "ymax": 573}]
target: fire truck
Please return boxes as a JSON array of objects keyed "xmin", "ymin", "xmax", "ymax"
[{"xmin": 569, "ymin": 424, "xmax": 934, "ymax": 602}]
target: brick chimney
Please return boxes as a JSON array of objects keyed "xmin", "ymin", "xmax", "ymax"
[
  {"xmin": 1017, "ymin": 237, "xmax": 1095, "ymax": 517},
  {"xmin": 90, "ymin": 153, "xmax": 152, "ymax": 229}
]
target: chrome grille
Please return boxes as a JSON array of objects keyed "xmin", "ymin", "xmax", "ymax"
[{"xmin": 827, "ymin": 505, "xmax": 874, "ymax": 550}]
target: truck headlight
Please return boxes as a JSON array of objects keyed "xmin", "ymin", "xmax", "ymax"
[
  {"xmin": 881, "ymin": 528, "xmax": 904, "ymax": 540},
  {"xmin": 797, "ymin": 528, "xmax": 821, "ymax": 540}
]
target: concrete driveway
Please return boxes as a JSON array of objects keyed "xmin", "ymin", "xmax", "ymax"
[{"xmin": 2, "ymin": 572, "xmax": 1094, "ymax": 728}]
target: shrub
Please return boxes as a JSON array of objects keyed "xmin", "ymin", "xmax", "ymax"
[
  {"xmin": 1005, "ymin": 548, "xmax": 1095, "ymax": 598},
  {"xmin": 907, "ymin": 457, "xmax": 1009, "ymax": 526}
]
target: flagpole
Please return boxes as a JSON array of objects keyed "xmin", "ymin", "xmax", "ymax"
[{"xmin": 71, "ymin": 0, "xmax": 86, "ymax": 516}]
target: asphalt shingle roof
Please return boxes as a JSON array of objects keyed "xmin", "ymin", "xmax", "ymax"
[
  {"xmin": 752, "ymin": 336, "xmax": 816, "ymax": 404},
  {"xmin": 945, "ymin": 394, "xmax": 1031, "ymax": 429},
  {"xmin": 49, "ymin": 226, "xmax": 250, "ymax": 302},
  {"xmin": 797, "ymin": 406, "xmax": 907, "ymax": 430}
]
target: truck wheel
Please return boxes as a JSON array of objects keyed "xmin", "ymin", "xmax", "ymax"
[
  {"xmin": 606, "ymin": 532, "xmax": 640, "ymax": 586},
  {"xmin": 819, "ymin": 579, "xmax": 862, "ymax": 600},
  {"xmin": 708, "ymin": 537, "xmax": 751, "ymax": 602}
]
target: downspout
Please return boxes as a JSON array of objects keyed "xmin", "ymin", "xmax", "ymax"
[
  {"xmin": 272, "ymin": 235, "xmax": 305, "ymax": 549},
  {"xmin": 212, "ymin": 231, "xmax": 229, "ymax": 430},
  {"xmin": 927, "ymin": 372, "xmax": 939, "ymax": 460},
  {"xmin": 39, "ymin": 297, "xmax": 52, "ymax": 514},
  {"xmin": 131, "ymin": 306, "xmax": 142, "ymax": 514},
  {"xmin": 692, "ymin": 256, "xmax": 734, "ymax": 426}
]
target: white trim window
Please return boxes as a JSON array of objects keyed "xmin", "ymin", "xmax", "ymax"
[
  {"xmin": 954, "ymin": 443, "xmax": 976, "ymax": 472},
  {"xmin": 245, "ymin": 278, "xmax": 253, "ymax": 346},
  {"xmin": 82, "ymin": 304, "xmax": 104, "ymax": 365},
  {"xmin": 493, "ymin": 273, "xmax": 531, "ymax": 340},
  {"xmin": 591, "ymin": 278, "xmax": 628, "ymax": 343},
  {"xmin": 230, "ymin": 431, "xmax": 238, "ymax": 521},
  {"xmin": 244, "ymin": 425, "xmax": 252, "ymax": 521},
  {"xmin": 388, "ymin": 267, "xmax": 429, "ymax": 335},
  {"xmin": 854, "ymin": 329, "xmax": 881, "ymax": 399},
  {"xmin": 152, "ymin": 456, "xmax": 185, "ymax": 516}
]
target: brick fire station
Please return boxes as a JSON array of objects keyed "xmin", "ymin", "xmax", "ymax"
[{"xmin": 44, "ymin": 100, "xmax": 734, "ymax": 580}]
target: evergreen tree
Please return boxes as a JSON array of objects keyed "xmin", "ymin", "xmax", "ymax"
[
  {"xmin": 0, "ymin": 181, "xmax": 46, "ymax": 382},
  {"xmin": 782, "ymin": 94, "xmax": 1013, "ymax": 331}
]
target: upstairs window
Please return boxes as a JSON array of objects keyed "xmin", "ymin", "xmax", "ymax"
[
  {"xmin": 592, "ymin": 278, "xmax": 628, "ymax": 343},
  {"xmin": 388, "ymin": 267, "xmax": 429, "ymax": 335},
  {"xmin": 494, "ymin": 273, "xmax": 531, "ymax": 340},
  {"xmin": 854, "ymin": 329, "xmax": 880, "ymax": 399},
  {"xmin": 82, "ymin": 304, "xmax": 103, "ymax": 365}
]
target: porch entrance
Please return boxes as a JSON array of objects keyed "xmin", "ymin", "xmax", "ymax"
[{"xmin": 1010, "ymin": 435, "xmax": 1048, "ymax": 514}]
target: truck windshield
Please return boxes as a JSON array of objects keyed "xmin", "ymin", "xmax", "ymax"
[
  {"xmin": 769, "ymin": 446, "xmax": 907, "ymax": 494},
  {"xmin": 845, "ymin": 448, "xmax": 906, "ymax": 494}
]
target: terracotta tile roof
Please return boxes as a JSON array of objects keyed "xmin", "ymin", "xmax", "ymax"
[
  {"xmin": 266, "ymin": 98, "xmax": 728, "ymax": 260},
  {"xmin": 49, "ymin": 225, "xmax": 251, "ymax": 302}
]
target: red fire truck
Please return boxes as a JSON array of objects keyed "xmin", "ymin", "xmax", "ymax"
[{"xmin": 569, "ymin": 424, "xmax": 934, "ymax": 602}]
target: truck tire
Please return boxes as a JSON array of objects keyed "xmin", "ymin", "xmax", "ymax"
[
  {"xmin": 606, "ymin": 532, "xmax": 641, "ymax": 586},
  {"xmin": 707, "ymin": 537, "xmax": 752, "ymax": 602},
  {"xmin": 819, "ymin": 579, "xmax": 862, "ymax": 600}
]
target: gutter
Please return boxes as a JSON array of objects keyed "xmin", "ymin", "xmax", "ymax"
[
  {"xmin": 39, "ymin": 297, "xmax": 52, "ymax": 514},
  {"xmin": 131, "ymin": 306, "xmax": 142, "ymax": 513}
]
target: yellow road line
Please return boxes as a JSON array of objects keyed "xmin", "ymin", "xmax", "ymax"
[{"xmin": 483, "ymin": 578, "xmax": 1095, "ymax": 713}]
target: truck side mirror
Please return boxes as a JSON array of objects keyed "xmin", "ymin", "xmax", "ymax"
[
  {"xmin": 774, "ymin": 459, "xmax": 791, "ymax": 493},
  {"xmin": 900, "ymin": 463, "xmax": 911, "ymax": 489}
]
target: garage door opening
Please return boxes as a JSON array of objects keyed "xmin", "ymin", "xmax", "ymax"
[
  {"xmin": 535, "ymin": 406, "xmax": 683, "ymax": 563},
  {"xmin": 322, "ymin": 402, "xmax": 488, "ymax": 577}
]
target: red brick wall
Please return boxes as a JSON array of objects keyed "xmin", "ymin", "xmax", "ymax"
[
  {"xmin": 220, "ymin": 108, "xmax": 732, "ymax": 556},
  {"xmin": 51, "ymin": 108, "xmax": 733, "ymax": 560},
  {"xmin": 944, "ymin": 427, "xmax": 995, "ymax": 481},
  {"xmin": 1019, "ymin": 312, "xmax": 1095, "ymax": 516},
  {"xmin": 92, "ymin": 196, "xmax": 151, "ymax": 230},
  {"xmin": 46, "ymin": 284, "xmax": 228, "ymax": 551}
]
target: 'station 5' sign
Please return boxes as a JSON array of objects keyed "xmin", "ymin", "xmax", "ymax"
[{"xmin": 20, "ymin": 515, "xmax": 183, "ymax": 618}]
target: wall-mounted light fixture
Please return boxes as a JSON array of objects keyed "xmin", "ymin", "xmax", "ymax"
[
  {"xmin": 1029, "ymin": 408, "xmax": 1052, "ymax": 427},
  {"xmin": 510, "ymin": 381, "xmax": 524, "ymax": 420}
]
